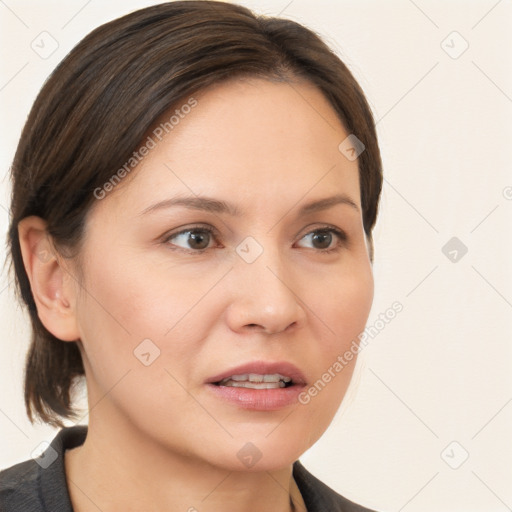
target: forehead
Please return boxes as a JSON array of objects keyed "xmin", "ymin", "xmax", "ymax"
[{"xmin": 93, "ymin": 77, "xmax": 360, "ymax": 219}]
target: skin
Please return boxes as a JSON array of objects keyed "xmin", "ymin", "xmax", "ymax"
[{"xmin": 18, "ymin": 77, "xmax": 374, "ymax": 512}]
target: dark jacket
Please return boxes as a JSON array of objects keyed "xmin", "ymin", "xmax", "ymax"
[{"xmin": 0, "ymin": 425, "xmax": 376, "ymax": 511}]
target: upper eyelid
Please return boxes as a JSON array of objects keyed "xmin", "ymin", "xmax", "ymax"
[
  {"xmin": 163, "ymin": 224, "xmax": 219, "ymax": 239},
  {"xmin": 164, "ymin": 224, "xmax": 345, "ymax": 238}
]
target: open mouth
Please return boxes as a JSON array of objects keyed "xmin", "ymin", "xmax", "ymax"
[
  {"xmin": 206, "ymin": 362, "xmax": 306, "ymax": 409},
  {"xmin": 213, "ymin": 373, "xmax": 294, "ymax": 389}
]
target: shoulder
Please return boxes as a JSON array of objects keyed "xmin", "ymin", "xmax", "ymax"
[
  {"xmin": 293, "ymin": 460, "xmax": 379, "ymax": 512},
  {"xmin": 0, "ymin": 457, "xmax": 43, "ymax": 510},
  {"xmin": 0, "ymin": 425, "xmax": 87, "ymax": 512}
]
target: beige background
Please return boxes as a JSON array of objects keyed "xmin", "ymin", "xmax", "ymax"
[{"xmin": 1, "ymin": 1, "xmax": 511, "ymax": 511}]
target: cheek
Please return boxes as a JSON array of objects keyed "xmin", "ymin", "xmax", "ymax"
[
  {"xmin": 315, "ymin": 258, "xmax": 374, "ymax": 352},
  {"xmin": 73, "ymin": 251, "xmax": 229, "ymax": 395},
  {"xmin": 77, "ymin": 249, "xmax": 223, "ymax": 340},
  {"xmin": 296, "ymin": 261, "xmax": 373, "ymax": 436},
  {"xmin": 73, "ymin": 258, "xmax": 219, "ymax": 442}
]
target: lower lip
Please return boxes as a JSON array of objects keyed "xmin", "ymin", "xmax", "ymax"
[{"xmin": 205, "ymin": 383, "xmax": 305, "ymax": 410}]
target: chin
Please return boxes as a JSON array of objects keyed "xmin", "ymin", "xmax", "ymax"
[{"xmin": 203, "ymin": 427, "xmax": 316, "ymax": 473}]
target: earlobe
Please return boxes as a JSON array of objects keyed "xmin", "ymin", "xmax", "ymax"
[{"xmin": 17, "ymin": 216, "xmax": 80, "ymax": 342}]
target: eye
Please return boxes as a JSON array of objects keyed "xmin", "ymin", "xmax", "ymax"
[
  {"xmin": 164, "ymin": 227, "xmax": 217, "ymax": 251},
  {"xmin": 296, "ymin": 227, "xmax": 346, "ymax": 252}
]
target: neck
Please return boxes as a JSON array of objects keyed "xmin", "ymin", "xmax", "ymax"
[{"xmin": 64, "ymin": 412, "xmax": 306, "ymax": 512}]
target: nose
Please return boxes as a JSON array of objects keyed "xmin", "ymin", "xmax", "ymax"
[{"xmin": 225, "ymin": 246, "xmax": 307, "ymax": 335}]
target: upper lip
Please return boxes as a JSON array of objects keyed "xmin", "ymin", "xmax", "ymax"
[{"xmin": 206, "ymin": 361, "xmax": 307, "ymax": 386}]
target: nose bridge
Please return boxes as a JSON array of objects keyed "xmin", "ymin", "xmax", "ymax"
[{"xmin": 228, "ymin": 236, "xmax": 304, "ymax": 333}]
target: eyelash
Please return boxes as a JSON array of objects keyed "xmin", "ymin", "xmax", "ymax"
[{"xmin": 161, "ymin": 224, "xmax": 348, "ymax": 254}]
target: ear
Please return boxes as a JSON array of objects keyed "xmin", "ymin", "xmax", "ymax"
[{"xmin": 18, "ymin": 216, "xmax": 80, "ymax": 342}]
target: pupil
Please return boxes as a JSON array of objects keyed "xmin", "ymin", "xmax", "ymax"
[
  {"xmin": 189, "ymin": 231, "xmax": 209, "ymax": 249},
  {"xmin": 313, "ymin": 232, "xmax": 332, "ymax": 249}
]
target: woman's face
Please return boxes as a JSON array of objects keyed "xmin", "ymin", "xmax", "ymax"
[{"xmin": 69, "ymin": 77, "xmax": 374, "ymax": 470}]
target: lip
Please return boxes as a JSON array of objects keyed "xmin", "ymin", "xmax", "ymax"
[{"xmin": 205, "ymin": 360, "xmax": 307, "ymax": 411}]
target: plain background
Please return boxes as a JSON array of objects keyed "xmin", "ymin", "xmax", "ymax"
[{"xmin": 1, "ymin": 1, "xmax": 511, "ymax": 511}]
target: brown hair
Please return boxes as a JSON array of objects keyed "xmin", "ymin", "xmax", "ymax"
[{"xmin": 7, "ymin": 0, "xmax": 383, "ymax": 427}]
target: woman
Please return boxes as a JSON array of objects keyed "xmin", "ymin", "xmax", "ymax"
[{"xmin": 0, "ymin": 1, "xmax": 383, "ymax": 511}]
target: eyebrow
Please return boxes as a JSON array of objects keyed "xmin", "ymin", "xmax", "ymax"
[{"xmin": 140, "ymin": 193, "xmax": 360, "ymax": 216}]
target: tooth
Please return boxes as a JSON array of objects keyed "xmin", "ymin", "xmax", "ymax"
[
  {"xmin": 224, "ymin": 381, "xmax": 286, "ymax": 389},
  {"xmin": 216, "ymin": 373, "xmax": 293, "ymax": 386},
  {"xmin": 231, "ymin": 374, "xmax": 249, "ymax": 381}
]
